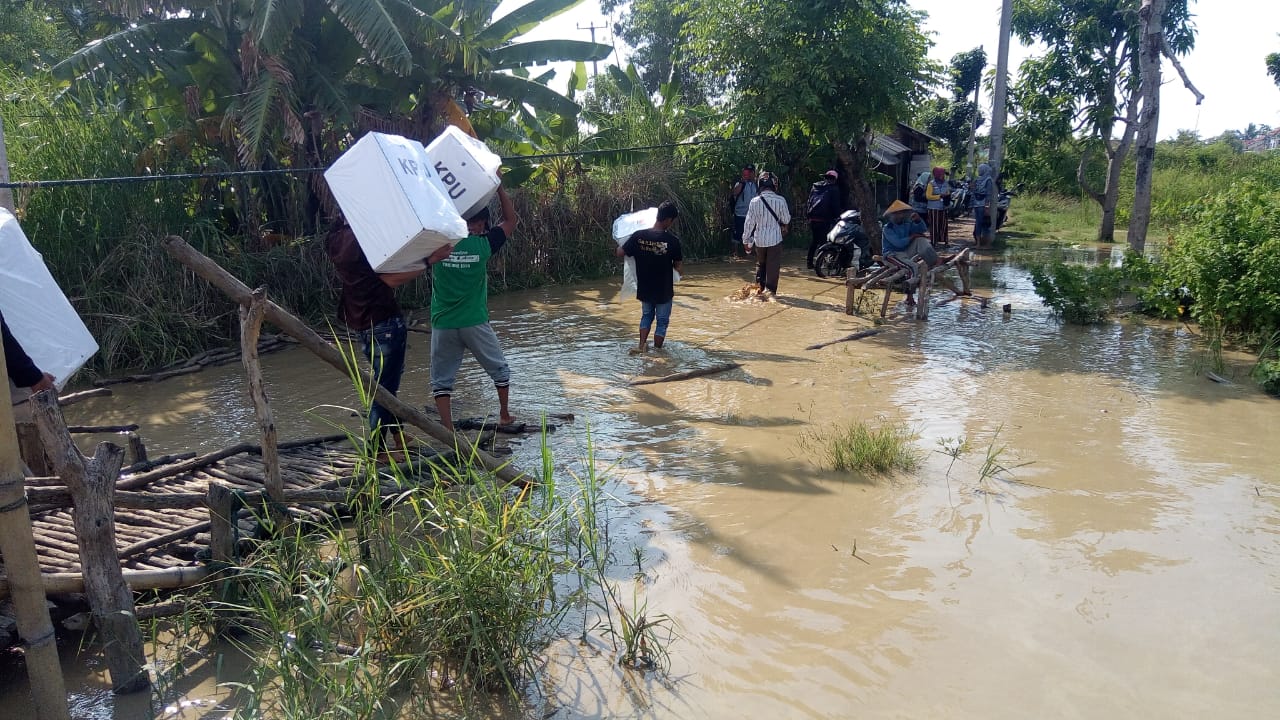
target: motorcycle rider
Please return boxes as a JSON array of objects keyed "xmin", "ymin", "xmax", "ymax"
[{"xmin": 805, "ymin": 169, "xmax": 844, "ymax": 269}]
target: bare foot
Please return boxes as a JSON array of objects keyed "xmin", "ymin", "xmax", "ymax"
[
  {"xmin": 500, "ymin": 414, "xmax": 516, "ymax": 425},
  {"xmin": 628, "ymin": 345, "xmax": 647, "ymax": 355}
]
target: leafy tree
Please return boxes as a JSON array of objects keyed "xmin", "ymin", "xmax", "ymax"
[
  {"xmin": 0, "ymin": 0, "xmax": 78, "ymax": 71},
  {"xmin": 1268, "ymin": 51, "xmax": 1280, "ymax": 89},
  {"xmin": 600, "ymin": 0, "xmax": 716, "ymax": 104},
  {"xmin": 1011, "ymin": 0, "xmax": 1194, "ymax": 243},
  {"xmin": 920, "ymin": 48, "xmax": 987, "ymax": 174},
  {"xmin": 682, "ymin": 0, "xmax": 931, "ymax": 249}
]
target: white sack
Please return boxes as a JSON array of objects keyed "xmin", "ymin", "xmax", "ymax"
[
  {"xmin": 612, "ymin": 208, "xmax": 679, "ymax": 301},
  {"xmin": 425, "ymin": 126, "xmax": 503, "ymax": 219},
  {"xmin": 0, "ymin": 209, "xmax": 98, "ymax": 387},
  {"xmin": 324, "ymin": 132, "xmax": 468, "ymax": 273}
]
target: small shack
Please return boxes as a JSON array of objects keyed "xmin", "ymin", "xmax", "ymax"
[{"xmin": 869, "ymin": 123, "xmax": 943, "ymax": 209}]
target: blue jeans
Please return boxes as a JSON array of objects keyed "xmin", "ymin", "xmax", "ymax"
[
  {"xmin": 640, "ymin": 301, "xmax": 673, "ymax": 338},
  {"xmin": 359, "ymin": 315, "xmax": 407, "ymax": 439}
]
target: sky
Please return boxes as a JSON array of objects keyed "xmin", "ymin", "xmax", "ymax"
[{"xmin": 496, "ymin": 0, "xmax": 1280, "ymax": 140}]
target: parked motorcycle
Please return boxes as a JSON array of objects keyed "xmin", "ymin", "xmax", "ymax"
[
  {"xmin": 813, "ymin": 209, "xmax": 872, "ymax": 278},
  {"xmin": 947, "ymin": 178, "xmax": 970, "ymax": 219},
  {"xmin": 995, "ymin": 182, "xmax": 1025, "ymax": 229}
]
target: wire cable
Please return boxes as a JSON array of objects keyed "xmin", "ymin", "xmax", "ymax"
[{"xmin": 0, "ymin": 134, "xmax": 772, "ymax": 190}]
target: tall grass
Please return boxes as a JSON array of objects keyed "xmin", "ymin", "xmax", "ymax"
[
  {"xmin": 170, "ymin": 348, "xmax": 677, "ymax": 716},
  {"xmin": 803, "ymin": 419, "xmax": 920, "ymax": 474}
]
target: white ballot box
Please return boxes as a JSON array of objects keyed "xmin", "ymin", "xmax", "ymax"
[
  {"xmin": 425, "ymin": 126, "xmax": 503, "ymax": 219},
  {"xmin": 0, "ymin": 209, "xmax": 99, "ymax": 387},
  {"xmin": 324, "ymin": 132, "xmax": 468, "ymax": 273}
]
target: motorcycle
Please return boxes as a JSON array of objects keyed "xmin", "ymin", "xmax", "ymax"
[
  {"xmin": 813, "ymin": 209, "xmax": 872, "ymax": 279},
  {"xmin": 947, "ymin": 178, "xmax": 970, "ymax": 219},
  {"xmin": 995, "ymin": 182, "xmax": 1025, "ymax": 229}
]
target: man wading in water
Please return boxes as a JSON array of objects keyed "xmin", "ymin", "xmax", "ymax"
[
  {"xmin": 326, "ymin": 213, "xmax": 428, "ymax": 457},
  {"xmin": 428, "ymin": 173, "xmax": 519, "ymax": 432},
  {"xmin": 617, "ymin": 201, "xmax": 683, "ymax": 354}
]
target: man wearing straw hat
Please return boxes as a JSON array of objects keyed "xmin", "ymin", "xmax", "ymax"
[{"xmin": 881, "ymin": 200, "xmax": 937, "ymax": 306}]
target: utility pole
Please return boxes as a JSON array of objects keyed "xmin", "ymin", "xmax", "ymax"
[
  {"xmin": 0, "ymin": 112, "xmax": 15, "ymax": 213},
  {"xmin": 578, "ymin": 20, "xmax": 607, "ymax": 77},
  {"xmin": 986, "ymin": 0, "xmax": 1013, "ymax": 246}
]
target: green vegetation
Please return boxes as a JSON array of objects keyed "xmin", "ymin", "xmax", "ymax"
[
  {"xmin": 806, "ymin": 419, "xmax": 920, "ymax": 475},
  {"xmin": 1027, "ymin": 255, "xmax": 1128, "ymax": 325}
]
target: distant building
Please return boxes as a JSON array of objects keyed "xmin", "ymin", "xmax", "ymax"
[
  {"xmin": 869, "ymin": 123, "xmax": 943, "ymax": 209},
  {"xmin": 1243, "ymin": 127, "xmax": 1280, "ymax": 152}
]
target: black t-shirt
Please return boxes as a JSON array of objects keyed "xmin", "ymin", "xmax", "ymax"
[{"xmin": 623, "ymin": 228, "xmax": 682, "ymax": 304}]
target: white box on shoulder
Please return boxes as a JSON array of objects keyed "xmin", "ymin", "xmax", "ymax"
[
  {"xmin": 425, "ymin": 126, "xmax": 503, "ymax": 219},
  {"xmin": 324, "ymin": 132, "xmax": 468, "ymax": 273},
  {"xmin": 0, "ymin": 209, "xmax": 99, "ymax": 388}
]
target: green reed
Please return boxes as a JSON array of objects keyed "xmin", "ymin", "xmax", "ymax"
[{"xmin": 804, "ymin": 419, "xmax": 921, "ymax": 475}]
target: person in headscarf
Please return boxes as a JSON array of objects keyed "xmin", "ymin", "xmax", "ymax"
[
  {"xmin": 924, "ymin": 167, "xmax": 951, "ymax": 247},
  {"xmin": 972, "ymin": 163, "xmax": 995, "ymax": 246}
]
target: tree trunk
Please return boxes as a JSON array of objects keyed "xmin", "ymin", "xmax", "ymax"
[
  {"xmin": 833, "ymin": 133, "xmax": 882, "ymax": 256},
  {"xmin": 1097, "ymin": 94, "xmax": 1140, "ymax": 243},
  {"xmin": 1129, "ymin": 0, "xmax": 1167, "ymax": 254},
  {"xmin": 32, "ymin": 393, "xmax": 149, "ymax": 694}
]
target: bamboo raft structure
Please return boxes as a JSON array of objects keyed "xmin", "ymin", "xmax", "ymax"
[{"xmin": 0, "ymin": 239, "xmax": 535, "ymax": 703}]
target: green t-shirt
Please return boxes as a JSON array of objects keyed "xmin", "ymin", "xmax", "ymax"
[{"xmin": 430, "ymin": 228, "xmax": 506, "ymax": 329}]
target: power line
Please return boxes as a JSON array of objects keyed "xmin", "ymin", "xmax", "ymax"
[{"xmin": 0, "ymin": 134, "xmax": 771, "ymax": 190}]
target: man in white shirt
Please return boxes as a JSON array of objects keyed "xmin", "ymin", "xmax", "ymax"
[{"xmin": 742, "ymin": 172, "xmax": 791, "ymax": 296}]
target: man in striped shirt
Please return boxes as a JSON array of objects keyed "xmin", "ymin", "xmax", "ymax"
[{"xmin": 742, "ymin": 172, "xmax": 792, "ymax": 296}]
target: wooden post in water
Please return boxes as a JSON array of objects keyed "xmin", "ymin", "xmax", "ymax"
[
  {"xmin": 163, "ymin": 236, "xmax": 525, "ymax": 485},
  {"xmin": 30, "ymin": 392, "xmax": 149, "ymax": 694},
  {"xmin": 239, "ymin": 287, "xmax": 283, "ymax": 509},
  {"xmin": 0, "ymin": 344, "xmax": 69, "ymax": 718},
  {"xmin": 845, "ymin": 266, "xmax": 858, "ymax": 315}
]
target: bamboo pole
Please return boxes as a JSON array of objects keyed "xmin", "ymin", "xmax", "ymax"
[
  {"xmin": 628, "ymin": 362, "xmax": 741, "ymax": 386},
  {"xmin": 31, "ymin": 392, "xmax": 149, "ymax": 694},
  {"xmin": 0, "ymin": 566, "xmax": 212, "ymax": 598},
  {"xmin": 162, "ymin": 236, "xmax": 524, "ymax": 485},
  {"xmin": 0, "ymin": 337, "xmax": 69, "ymax": 717},
  {"xmin": 239, "ymin": 287, "xmax": 283, "ymax": 508}
]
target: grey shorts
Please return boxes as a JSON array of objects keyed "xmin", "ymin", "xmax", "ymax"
[{"xmin": 430, "ymin": 323, "xmax": 510, "ymax": 398}]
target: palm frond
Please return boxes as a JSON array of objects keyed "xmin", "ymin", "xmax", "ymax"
[
  {"xmin": 475, "ymin": 0, "xmax": 586, "ymax": 46},
  {"xmin": 51, "ymin": 17, "xmax": 208, "ymax": 83},
  {"xmin": 325, "ymin": 0, "xmax": 414, "ymax": 75},
  {"xmin": 249, "ymin": 0, "xmax": 306, "ymax": 55},
  {"xmin": 488, "ymin": 39, "xmax": 612, "ymax": 70},
  {"xmin": 479, "ymin": 72, "xmax": 581, "ymax": 116}
]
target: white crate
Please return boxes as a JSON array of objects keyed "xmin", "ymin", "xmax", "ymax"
[
  {"xmin": 324, "ymin": 132, "xmax": 468, "ymax": 273},
  {"xmin": 0, "ymin": 209, "xmax": 98, "ymax": 387},
  {"xmin": 425, "ymin": 126, "xmax": 503, "ymax": 219}
]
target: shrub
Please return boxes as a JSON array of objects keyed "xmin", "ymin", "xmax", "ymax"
[
  {"xmin": 1158, "ymin": 179, "xmax": 1280, "ymax": 338},
  {"xmin": 1028, "ymin": 257, "xmax": 1127, "ymax": 324}
]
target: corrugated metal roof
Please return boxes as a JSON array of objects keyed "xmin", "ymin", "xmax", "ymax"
[{"xmin": 871, "ymin": 134, "xmax": 910, "ymax": 165}]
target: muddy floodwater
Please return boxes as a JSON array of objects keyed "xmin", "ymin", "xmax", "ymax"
[{"xmin": 3, "ymin": 249, "xmax": 1278, "ymax": 718}]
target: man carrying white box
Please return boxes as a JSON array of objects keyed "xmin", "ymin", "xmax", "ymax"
[{"xmin": 427, "ymin": 173, "xmax": 519, "ymax": 432}]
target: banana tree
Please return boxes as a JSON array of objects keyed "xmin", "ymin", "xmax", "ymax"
[{"xmin": 51, "ymin": 0, "xmax": 612, "ymax": 164}]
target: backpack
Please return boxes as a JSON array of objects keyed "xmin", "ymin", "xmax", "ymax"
[{"xmin": 806, "ymin": 183, "xmax": 840, "ymax": 220}]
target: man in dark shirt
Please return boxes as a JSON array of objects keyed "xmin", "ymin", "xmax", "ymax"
[
  {"xmin": 3, "ymin": 311, "xmax": 55, "ymax": 393},
  {"xmin": 616, "ymin": 201, "xmax": 683, "ymax": 353},
  {"xmin": 326, "ymin": 219, "xmax": 442, "ymax": 448}
]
